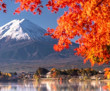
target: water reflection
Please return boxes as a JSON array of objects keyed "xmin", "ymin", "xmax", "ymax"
[
  {"xmin": 0, "ymin": 80, "xmax": 109, "ymax": 91},
  {"xmin": 102, "ymin": 81, "xmax": 110, "ymax": 91}
]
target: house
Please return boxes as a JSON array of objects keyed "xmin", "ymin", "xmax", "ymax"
[
  {"xmin": 46, "ymin": 72, "xmax": 51, "ymax": 78},
  {"xmin": 90, "ymin": 76, "xmax": 97, "ymax": 80}
]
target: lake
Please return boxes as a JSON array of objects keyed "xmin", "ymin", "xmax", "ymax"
[{"xmin": 0, "ymin": 80, "xmax": 109, "ymax": 91}]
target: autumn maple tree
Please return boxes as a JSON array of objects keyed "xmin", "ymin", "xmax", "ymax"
[{"xmin": 0, "ymin": 0, "xmax": 110, "ymax": 72}]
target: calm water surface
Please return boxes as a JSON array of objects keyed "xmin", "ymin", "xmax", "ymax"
[{"xmin": 0, "ymin": 80, "xmax": 109, "ymax": 91}]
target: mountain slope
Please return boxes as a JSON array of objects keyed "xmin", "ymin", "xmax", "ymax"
[
  {"xmin": 0, "ymin": 19, "xmax": 49, "ymax": 41},
  {"xmin": 0, "ymin": 19, "xmax": 79, "ymax": 60}
]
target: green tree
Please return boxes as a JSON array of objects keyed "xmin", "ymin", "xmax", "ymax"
[{"xmin": 36, "ymin": 67, "xmax": 49, "ymax": 76}]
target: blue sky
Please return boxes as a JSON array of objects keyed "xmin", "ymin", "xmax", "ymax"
[
  {"xmin": 0, "ymin": 0, "xmax": 78, "ymax": 42},
  {"xmin": 0, "ymin": 0, "xmax": 64, "ymax": 29}
]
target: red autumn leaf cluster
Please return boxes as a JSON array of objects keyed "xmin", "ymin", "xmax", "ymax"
[
  {"xmin": 45, "ymin": 0, "xmax": 110, "ymax": 67},
  {"xmin": 14, "ymin": 0, "xmax": 43, "ymax": 14},
  {"xmin": 0, "ymin": 0, "xmax": 6, "ymax": 13}
]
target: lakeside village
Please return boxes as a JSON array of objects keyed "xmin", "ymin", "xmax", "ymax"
[{"xmin": 0, "ymin": 68, "xmax": 108, "ymax": 82}]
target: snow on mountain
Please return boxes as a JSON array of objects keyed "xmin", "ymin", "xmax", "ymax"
[{"xmin": 0, "ymin": 19, "xmax": 48, "ymax": 40}]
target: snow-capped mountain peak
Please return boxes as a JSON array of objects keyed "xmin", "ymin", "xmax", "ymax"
[{"xmin": 0, "ymin": 19, "xmax": 48, "ymax": 40}]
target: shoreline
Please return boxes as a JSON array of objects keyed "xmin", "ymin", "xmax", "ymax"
[{"xmin": 0, "ymin": 76, "xmax": 110, "ymax": 82}]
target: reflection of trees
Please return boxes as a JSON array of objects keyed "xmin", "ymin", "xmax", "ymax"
[
  {"xmin": 39, "ymin": 80, "xmax": 58, "ymax": 91},
  {"xmin": 0, "ymin": 85, "xmax": 11, "ymax": 91},
  {"xmin": 69, "ymin": 80, "xmax": 102, "ymax": 91},
  {"xmin": 0, "ymin": 80, "xmax": 107, "ymax": 91},
  {"xmin": 103, "ymin": 81, "xmax": 110, "ymax": 91},
  {"xmin": 32, "ymin": 80, "xmax": 104, "ymax": 91}
]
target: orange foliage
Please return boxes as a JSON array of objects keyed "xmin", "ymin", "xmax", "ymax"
[
  {"xmin": 14, "ymin": 0, "xmax": 43, "ymax": 14},
  {"xmin": 50, "ymin": 68, "xmax": 56, "ymax": 71},
  {"xmin": 102, "ymin": 68, "xmax": 110, "ymax": 90},
  {"xmin": 0, "ymin": 0, "xmax": 109, "ymax": 70},
  {"xmin": 104, "ymin": 68, "xmax": 110, "ymax": 79},
  {"xmin": 45, "ymin": 0, "xmax": 110, "ymax": 67}
]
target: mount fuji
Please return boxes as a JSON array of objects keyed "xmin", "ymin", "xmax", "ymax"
[
  {"xmin": 0, "ymin": 19, "xmax": 50, "ymax": 41},
  {"xmin": 0, "ymin": 19, "xmax": 86, "ymax": 72}
]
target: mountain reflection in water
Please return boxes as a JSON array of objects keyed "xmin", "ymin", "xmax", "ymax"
[{"xmin": 0, "ymin": 80, "xmax": 109, "ymax": 91}]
